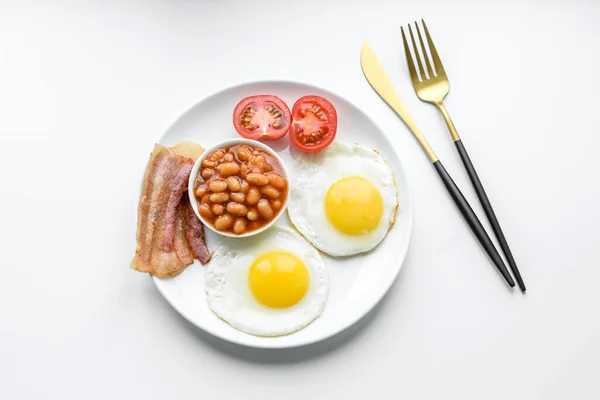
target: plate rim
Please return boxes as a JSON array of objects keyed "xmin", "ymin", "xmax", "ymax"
[{"xmin": 151, "ymin": 79, "xmax": 414, "ymax": 349}]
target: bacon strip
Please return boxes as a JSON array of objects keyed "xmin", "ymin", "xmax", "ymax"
[
  {"xmin": 131, "ymin": 144, "xmax": 194, "ymax": 277},
  {"xmin": 184, "ymin": 197, "xmax": 211, "ymax": 264},
  {"xmin": 174, "ymin": 197, "xmax": 194, "ymax": 266}
]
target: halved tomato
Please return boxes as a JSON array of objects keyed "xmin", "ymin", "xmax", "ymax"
[
  {"xmin": 233, "ymin": 95, "xmax": 291, "ymax": 141},
  {"xmin": 289, "ymin": 96, "xmax": 337, "ymax": 152}
]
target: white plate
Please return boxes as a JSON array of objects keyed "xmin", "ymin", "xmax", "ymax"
[{"xmin": 152, "ymin": 80, "xmax": 413, "ymax": 348}]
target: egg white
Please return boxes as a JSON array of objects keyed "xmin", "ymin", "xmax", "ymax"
[
  {"xmin": 287, "ymin": 141, "xmax": 398, "ymax": 257},
  {"xmin": 205, "ymin": 226, "xmax": 328, "ymax": 337}
]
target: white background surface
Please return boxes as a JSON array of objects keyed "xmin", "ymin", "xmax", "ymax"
[{"xmin": 1, "ymin": 0, "xmax": 599, "ymax": 399}]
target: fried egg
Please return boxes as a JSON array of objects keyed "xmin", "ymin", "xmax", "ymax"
[
  {"xmin": 288, "ymin": 141, "xmax": 398, "ymax": 257},
  {"xmin": 205, "ymin": 226, "xmax": 328, "ymax": 337}
]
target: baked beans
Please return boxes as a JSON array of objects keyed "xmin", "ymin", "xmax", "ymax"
[{"xmin": 194, "ymin": 143, "xmax": 288, "ymax": 234}]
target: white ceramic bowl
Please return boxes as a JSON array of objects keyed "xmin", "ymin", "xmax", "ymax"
[{"xmin": 188, "ymin": 138, "xmax": 290, "ymax": 238}]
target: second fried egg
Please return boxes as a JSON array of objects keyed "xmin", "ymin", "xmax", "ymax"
[
  {"xmin": 206, "ymin": 226, "xmax": 328, "ymax": 337},
  {"xmin": 288, "ymin": 141, "xmax": 398, "ymax": 257}
]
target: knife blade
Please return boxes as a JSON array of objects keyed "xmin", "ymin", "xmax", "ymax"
[{"xmin": 360, "ymin": 42, "xmax": 437, "ymax": 162}]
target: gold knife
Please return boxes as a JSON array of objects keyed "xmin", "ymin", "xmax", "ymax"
[{"xmin": 360, "ymin": 42, "xmax": 515, "ymax": 288}]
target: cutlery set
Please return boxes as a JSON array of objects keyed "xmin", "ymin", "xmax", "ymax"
[{"xmin": 361, "ymin": 20, "xmax": 525, "ymax": 291}]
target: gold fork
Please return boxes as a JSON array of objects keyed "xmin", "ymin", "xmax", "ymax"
[{"xmin": 401, "ymin": 20, "xmax": 525, "ymax": 291}]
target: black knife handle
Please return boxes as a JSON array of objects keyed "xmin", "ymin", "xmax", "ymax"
[
  {"xmin": 454, "ymin": 139, "xmax": 525, "ymax": 291},
  {"xmin": 433, "ymin": 160, "xmax": 515, "ymax": 288}
]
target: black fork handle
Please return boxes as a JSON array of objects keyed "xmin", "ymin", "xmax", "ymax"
[
  {"xmin": 433, "ymin": 160, "xmax": 515, "ymax": 288},
  {"xmin": 455, "ymin": 139, "xmax": 525, "ymax": 291}
]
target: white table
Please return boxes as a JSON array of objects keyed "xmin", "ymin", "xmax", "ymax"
[{"xmin": 2, "ymin": 1, "xmax": 599, "ymax": 399}]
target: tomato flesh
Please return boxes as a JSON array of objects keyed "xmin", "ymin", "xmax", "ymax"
[
  {"xmin": 233, "ymin": 95, "xmax": 291, "ymax": 141},
  {"xmin": 289, "ymin": 96, "xmax": 337, "ymax": 152}
]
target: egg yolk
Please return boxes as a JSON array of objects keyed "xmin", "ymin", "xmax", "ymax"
[
  {"xmin": 249, "ymin": 251, "xmax": 310, "ymax": 308},
  {"xmin": 325, "ymin": 176, "xmax": 384, "ymax": 236}
]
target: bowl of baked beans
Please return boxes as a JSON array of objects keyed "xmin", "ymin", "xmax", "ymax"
[{"xmin": 188, "ymin": 138, "xmax": 289, "ymax": 237}]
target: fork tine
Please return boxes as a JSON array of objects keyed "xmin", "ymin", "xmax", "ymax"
[
  {"xmin": 421, "ymin": 19, "xmax": 445, "ymax": 75},
  {"xmin": 415, "ymin": 21, "xmax": 434, "ymax": 78},
  {"xmin": 401, "ymin": 27, "xmax": 421, "ymax": 85},
  {"xmin": 408, "ymin": 24, "xmax": 426, "ymax": 80}
]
